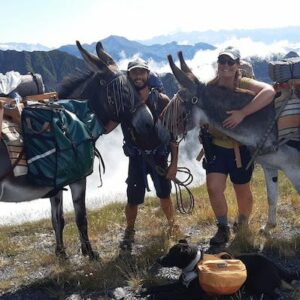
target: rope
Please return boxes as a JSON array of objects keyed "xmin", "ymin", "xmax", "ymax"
[
  {"xmin": 0, "ymin": 149, "xmax": 25, "ymax": 181},
  {"xmin": 141, "ymin": 151, "xmax": 195, "ymax": 214},
  {"xmin": 173, "ymin": 166, "xmax": 195, "ymax": 214},
  {"xmin": 162, "ymin": 94, "xmax": 189, "ymax": 138}
]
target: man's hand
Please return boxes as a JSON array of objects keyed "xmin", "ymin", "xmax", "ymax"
[{"xmin": 165, "ymin": 163, "xmax": 177, "ymax": 181}]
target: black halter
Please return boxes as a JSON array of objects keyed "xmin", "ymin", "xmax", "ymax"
[{"xmin": 102, "ymin": 73, "xmax": 136, "ymax": 120}]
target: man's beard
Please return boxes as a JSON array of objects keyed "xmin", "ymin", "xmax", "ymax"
[{"xmin": 134, "ymin": 82, "xmax": 148, "ymax": 91}]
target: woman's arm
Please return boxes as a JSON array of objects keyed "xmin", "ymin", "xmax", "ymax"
[{"xmin": 223, "ymin": 80, "xmax": 276, "ymax": 129}]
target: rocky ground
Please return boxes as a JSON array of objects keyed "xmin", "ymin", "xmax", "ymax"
[{"xmin": 1, "ymin": 221, "xmax": 300, "ymax": 300}]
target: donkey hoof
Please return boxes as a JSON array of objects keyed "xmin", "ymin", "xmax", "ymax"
[
  {"xmin": 81, "ymin": 246, "xmax": 99, "ymax": 260},
  {"xmin": 259, "ymin": 223, "xmax": 276, "ymax": 235},
  {"xmin": 55, "ymin": 248, "xmax": 68, "ymax": 259},
  {"xmin": 88, "ymin": 251, "xmax": 100, "ymax": 261}
]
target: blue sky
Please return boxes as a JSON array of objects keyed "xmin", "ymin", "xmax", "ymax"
[{"xmin": 2, "ymin": 0, "xmax": 300, "ymax": 47}]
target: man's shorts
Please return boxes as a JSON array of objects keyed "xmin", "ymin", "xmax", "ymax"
[
  {"xmin": 203, "ymin": 144, "xmax": 254, "ymax": 184},
  {"xmin": 126, "ymin": 154, "xmax": 172, "ymax": 205}
]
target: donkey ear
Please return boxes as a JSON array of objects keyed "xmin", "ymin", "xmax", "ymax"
[
  {"xmin": 76, "ymin": 40, "xmax": 112, "ymax": 73},
  {"xmin": 178, "ymin": 51, "xmax": 200, "ymax": 84},
  {"xmin": 167, "ymin": 54, "xmax": 197, "ymax": 92},
  {"xmin": 96, "ymin": 42, "xmax": 119, "ymax": 73}
]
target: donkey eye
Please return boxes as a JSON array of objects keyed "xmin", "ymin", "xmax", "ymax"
[
  {"xmin": 191, "ymin": 97, "xmax": 198, "ymax": 104},
  {"xmin": 99, "ymin": 79, "xmax": 106, "ymax": 86}
]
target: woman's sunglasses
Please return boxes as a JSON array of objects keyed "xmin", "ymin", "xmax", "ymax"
[{"xmin": 217, "ymin": 56, "xmax": 237, "ymax": 66}]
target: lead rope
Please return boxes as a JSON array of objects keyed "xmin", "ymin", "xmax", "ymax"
[
  {"xmin": 141, "ymin": 150, "xmax": 195, "ymax": 214},
  {"xmin": 173, "ymin": 166, "xmax": 194, "ymax": 214}
]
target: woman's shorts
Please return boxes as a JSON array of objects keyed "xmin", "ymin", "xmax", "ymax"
[
  {"xmin": 203, "ymin": 144, "xmax": 254, "ymax": 184},
  {"xmin": 126, "ymin": 154, "xmax": 172, "ymax": 205}
]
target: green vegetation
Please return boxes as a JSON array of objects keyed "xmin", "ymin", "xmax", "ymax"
[{"xmin": 0, "ymin": 166, "xmax": 299, "ymax": 298}]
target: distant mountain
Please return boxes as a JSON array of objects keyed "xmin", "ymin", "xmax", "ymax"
[
  {"xmin": 0, "ymin": 42, "xmax": 51, "ymax": 52},
  {"xmin": 140, "ymin": 26, "xmax": 300, "ymax": 45},
  {"xmin": 0, "ymin": 49, "xmax": 87, "ymax": 91},
  {"xmin": 0, "ymin": 37, "xmax": 295, "ymax": 99},
  {"xmin": 58, "ymin": 35, "xmax": 215, "ymax": 61}
]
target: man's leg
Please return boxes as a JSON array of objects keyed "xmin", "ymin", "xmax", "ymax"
[
  {"xmin": 125, "ymin": 203, "xmax": 138, "ymax": 231},
  {"xmin": 160, "ymin": 197, "xmax": 180, "ymax": 236},
  {"xmin": 120, "ymin": 155, "xmax": 144, "ymax": 250},
  {"xmin": 120, "ymin": 203, "xmax": 138, "ymax": 250},
  {"xmin": 160, "ymin": 197, "xmax": 175, "ymax": 226}
]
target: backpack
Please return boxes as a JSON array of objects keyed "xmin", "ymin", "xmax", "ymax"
[
  {"xmin": 21, "ymin": 101, "xmax": 99, "ymax": 188},
  {"xmin": 268, "ymin": 57, "xmax": 300, "ymax": 83},
  {"xmin": 197, "ymin": 252, "xmax": 247, "ymax": 296}
]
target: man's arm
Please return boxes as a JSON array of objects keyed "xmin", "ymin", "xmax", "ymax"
[{"xmin": 165, "ymin": 141, "xmax": 178, "ymax": 181}]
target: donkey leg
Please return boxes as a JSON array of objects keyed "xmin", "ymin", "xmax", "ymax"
[
  {"xmin": 50, "ymin": 191, "xmax": 67, "ymax": 258},
  {"xmin": 282, "ymin": 161, "xmax": 300, "ymax": 195},
  {"xmin": 260, "ymin": 166, "xmax": 278, "ymax": 234},
  {"xmin": 70, "ymin": 178, "xmax": 98, "ymax": 260}
]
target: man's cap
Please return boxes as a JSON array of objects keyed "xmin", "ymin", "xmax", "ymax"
[
  {"xmin": 127, "ymin": 58, "xmax": 150, "ymax": 72},
  {"xmin": 218, "ymin": 46, "xmax": 241, "ymax": 61}
]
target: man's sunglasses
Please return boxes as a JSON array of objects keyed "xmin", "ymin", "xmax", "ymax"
[{"xmin": 217, "ymin": 56, "xmax": 237, "ymax": 66}]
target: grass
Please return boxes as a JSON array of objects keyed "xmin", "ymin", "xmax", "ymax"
[{"xmin": 0, "ymin": 165, "xmax": 299, "ymax": 298}]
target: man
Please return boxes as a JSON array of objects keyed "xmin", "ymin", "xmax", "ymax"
[{"xmin": 105, "ymin": 58, "xmax": 178, "ymax": 250}]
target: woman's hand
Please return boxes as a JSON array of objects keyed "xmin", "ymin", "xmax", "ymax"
[{"xmin": 223, "ymin": 110, "xmax": 245, "ymax": 128}]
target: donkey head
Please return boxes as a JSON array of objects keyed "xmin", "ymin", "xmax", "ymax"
[
  {"xmin": 165, "ymin": 52, "xmax": 277, "ymax": 151},
  {"xmin": 59, "ymin": 41, "xmax": 145, "ymax": 126},
  {"xmin": 162, "ymin": 52, "xmax": 206, "ymax": 137},
  {"xmin": 75, "ymin": 41, "xmax": 141, "ymax": 125}
]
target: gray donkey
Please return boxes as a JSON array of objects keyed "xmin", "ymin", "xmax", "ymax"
[{"xmin": 163, "ymin": 52, "xmax": 300, "ymax": 233}]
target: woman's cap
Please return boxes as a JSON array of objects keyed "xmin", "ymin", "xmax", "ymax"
[
  {"xmin": 127, "ymin": 58, "xmax": 150, "ymax": 72},
  {"xmin": 218, "ymin": 46, "xmax": 241, "ymax": 61}
]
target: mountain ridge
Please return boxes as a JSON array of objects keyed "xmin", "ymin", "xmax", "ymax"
[
  {"xmin": 2, "ymin": 26, "xmax": 300, "ymax": 52},
  {"xmin": 58, "ymin": 35, "xmax": 215, "ymax": 62},
  {"xmin": 0, "ymin": 35, "xmax": 295, "ymax": 95},
  {"xmin": 139, "ymin": 26, "xmax": 300, "ymax": 45}
]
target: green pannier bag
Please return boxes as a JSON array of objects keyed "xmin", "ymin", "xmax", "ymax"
[{"xmin": 21, "ymin": 100, "xmax": 102, "ymax": 188}]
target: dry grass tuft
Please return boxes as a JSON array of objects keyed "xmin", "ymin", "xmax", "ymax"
[{"xmin": 0, "ymin": 166, "xmax": 299, "ymax": 298}]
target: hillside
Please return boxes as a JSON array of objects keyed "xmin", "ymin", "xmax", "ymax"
[
  {"xmin": 0, "ymin": 49, "xmax": 87, "ymax": 91},
  {"xmin": 0, "ymin": 167, "xmax": 299, "ymax": 299},
  {"xmin": 0, "ymin": 35, "xmax": 295, "ymax": 94}
]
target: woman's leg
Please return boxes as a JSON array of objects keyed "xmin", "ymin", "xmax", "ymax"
[
  {"xmin": 207, "ymin": 172, "xmax": 230, "ymax": 245},
  {"xmin": 233, "ymin": 182, "xmax": 253, "ymax": 225},
  {"xmin": 207, "ymin": 172, "xmax": 228, "ymax": 219}
]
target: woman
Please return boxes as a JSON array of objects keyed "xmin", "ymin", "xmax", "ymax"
[{"xmin": 206, "ymin": 46, "xmax": 275, "ymax": 245}]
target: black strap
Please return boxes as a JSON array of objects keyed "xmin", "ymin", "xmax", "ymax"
[
  {"xmin": 29, "ymin": 72, "xmax": 42, "ymax": 94},
  {"xmin": 93, "ymin": 145, "xmax": 105, "ymax": 187},
  {"xmin": 0, "ymin": 149, "xmax": 25, "ymax": 181},
  {"xmin": 246, "ymin": 90, "xmax": 292, "ymax": 169}
]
